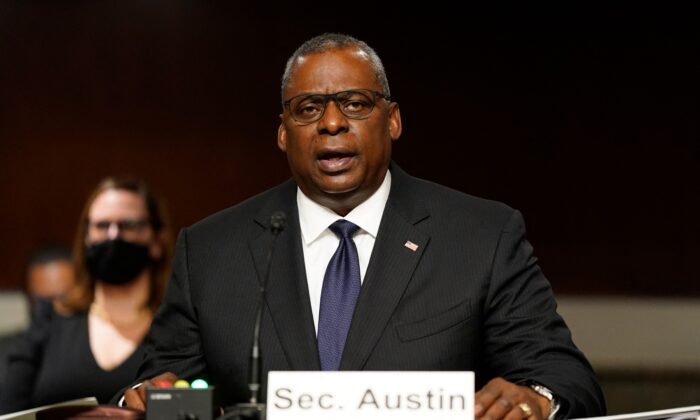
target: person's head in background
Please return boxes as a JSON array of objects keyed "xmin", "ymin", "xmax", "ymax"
[
  {"xmin": 24, "ymin": 245, "xmax": 75, "ymax": 313},
  {"xmin": 63, "ymin": 177, "xmax": 172, "ymax": 314}
]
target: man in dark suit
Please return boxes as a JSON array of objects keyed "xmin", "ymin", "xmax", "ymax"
[{"xmin": 124, "ymin": 33, "xmax": 605, "ymax": 419}]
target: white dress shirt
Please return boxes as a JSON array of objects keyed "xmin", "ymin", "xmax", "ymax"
[{"xmin": 297, "ymin": 170, "xmax": 391, "ymax": 334}]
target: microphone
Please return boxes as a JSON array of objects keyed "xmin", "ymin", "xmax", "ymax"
[
  {"xmin": 222, "ymin": 211, "xmax": 287, "ymax": 420},
  {"xmin": 250, "ymin": 211, "xmax": 286, "ymax": 403},
  {"xmin": 269, "ymin": 211, "xmax": 287, "ymax": 236}
]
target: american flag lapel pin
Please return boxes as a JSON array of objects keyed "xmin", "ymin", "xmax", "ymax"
[{"xmin": 404, "ymin": 240, "xmax": 419, "ymax": 252}]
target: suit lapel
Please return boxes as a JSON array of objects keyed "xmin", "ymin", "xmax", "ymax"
[
  {"xmin": 340, "ymin": 165, "xmax": 430, "ymax": 370},
  {"xmin": 249, "ymin": 181, "xmax": 320, "ymax": 371}
]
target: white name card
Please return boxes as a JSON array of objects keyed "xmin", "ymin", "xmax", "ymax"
[{"xmin": 267, "ymin": 371, "xmax": 474, "ymax": 420}]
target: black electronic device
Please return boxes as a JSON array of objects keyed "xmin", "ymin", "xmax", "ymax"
[{"xmin": 146, "ymin": 386, "xmax": 215, "ymax": 420}]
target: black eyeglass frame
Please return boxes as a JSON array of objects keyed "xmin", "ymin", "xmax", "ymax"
[
  {"xmin": 282, "ymin": 89, "xmax": 391, "ymax": 124},
  {"xmin": 87, "ymin": 219, "xmax": 150, "ymax": 232}
]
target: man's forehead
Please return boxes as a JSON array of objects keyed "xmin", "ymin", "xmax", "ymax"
[
  {"xmin": 295, "ymin": 47, "xmax": 370, "ymax": 66},
  {"xmin": 285, "ymin": 48, "xmax": 378, "ymax": 96}
]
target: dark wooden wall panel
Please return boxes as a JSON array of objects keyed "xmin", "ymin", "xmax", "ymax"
[{"xmin": 1, "ymin": 3, "xmax": 697, "ymax": 295}]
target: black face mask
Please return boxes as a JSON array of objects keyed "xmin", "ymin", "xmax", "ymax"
[{"xmin": 85, "ymin": 239, "xmax": 151, "ymax": 285}]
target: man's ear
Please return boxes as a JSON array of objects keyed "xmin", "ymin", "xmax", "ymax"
[
  {"xmin": 388, "ymin": 102, "xmax": 402, "ymax": 141},
  {"xmin": 277, "ymin": 116, "xmax": 287, "ymax": 152}
]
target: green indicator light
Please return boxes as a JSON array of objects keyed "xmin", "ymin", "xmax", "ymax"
[{"xmin": 191, "ymin": 379, "xmax": 209, "ymax": 389}]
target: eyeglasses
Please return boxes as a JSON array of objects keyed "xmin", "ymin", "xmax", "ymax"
[
  {"xmin": 88, "ymin": 219, "xmax": 150, "ymax": 239},
  {"xmin": 283, "ymin": 89, "xmax": 390, "ymax": 124}
]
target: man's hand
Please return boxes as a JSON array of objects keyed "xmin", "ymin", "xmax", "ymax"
[
  {"xmin": 475, "ymin": 377, "xmax": 550, "ymax": 420},
  {"xmin": 123, "ymin": 371, "xmax": 179, "ymax": 411}
]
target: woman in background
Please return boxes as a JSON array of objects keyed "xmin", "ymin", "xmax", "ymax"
[{"xmin": 0, "ymin": 178, "xmax": 172, "ymax": 412}]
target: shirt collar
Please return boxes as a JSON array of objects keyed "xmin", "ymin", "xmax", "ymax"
[{"xmin": 297, "ymin": 170, "xmax": 392, "ymax": 245}]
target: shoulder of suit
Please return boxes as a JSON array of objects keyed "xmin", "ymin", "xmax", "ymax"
[
  {"xmin": 185, "ymin": 179, "xmax": 295, "ymax": 235},
  {"xmin": 399, "ymin": 172, "xmax": 516, "ymax": 223}
]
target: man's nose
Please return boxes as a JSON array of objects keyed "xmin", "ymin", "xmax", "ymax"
[{"xmin": 317, "ymin": 99, "xmax": 349, "ymax": 135}]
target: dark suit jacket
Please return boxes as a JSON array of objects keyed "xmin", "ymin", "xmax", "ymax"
[{"xmin": 134, "ymin": 164, "xmax": 605, "ymax": 417}]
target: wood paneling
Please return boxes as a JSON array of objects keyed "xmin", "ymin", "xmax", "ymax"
[{"xmin": 1, "ymin": 4, "xmax": 697, "ymax": 294}]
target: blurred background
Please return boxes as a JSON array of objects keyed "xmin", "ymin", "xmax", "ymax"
[{"xmin": 0, "ymin": 2, "xmax": 698, "ymax": 414}]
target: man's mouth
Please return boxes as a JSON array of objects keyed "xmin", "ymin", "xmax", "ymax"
[{"xmin": 317, "ymin": 151, "xmax": 356, "ymax": 172}]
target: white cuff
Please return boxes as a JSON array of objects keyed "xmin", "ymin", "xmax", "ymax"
[
  {"xmin": 117, "ymin": 382, "xmax": 143, "ymax": 407},
  {"xmin": 529, "ymin": 383, "xmax": 560, "ymax": 420}
]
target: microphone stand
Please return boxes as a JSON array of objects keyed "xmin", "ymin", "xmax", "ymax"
[{"xmin": 220, "ymin": 212, "xmax": 286, "ymax": 420}]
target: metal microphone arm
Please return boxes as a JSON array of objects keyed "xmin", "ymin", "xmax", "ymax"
[{"xmin": 221, "ymin": 211, "xmax": 286, "ymax": 420}]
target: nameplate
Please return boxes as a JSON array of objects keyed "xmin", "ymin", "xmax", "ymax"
[{"xmin": 267, "ymin": 371, "xmax": 474, "ymax": 420}]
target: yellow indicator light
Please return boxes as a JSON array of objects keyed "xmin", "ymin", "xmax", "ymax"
[{"xmin": 174, "ymin": 379, "xmax": 190, "ymax": 388}]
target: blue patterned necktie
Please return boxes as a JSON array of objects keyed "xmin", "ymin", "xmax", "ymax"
[{"xmin": 317, "ymin": 219, "xmax": 361, "ymax": 371}]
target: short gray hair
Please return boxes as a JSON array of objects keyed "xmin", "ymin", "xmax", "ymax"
[{"xmin": 280, "ymin": 33, "xmax": 391, "ymax": 101}]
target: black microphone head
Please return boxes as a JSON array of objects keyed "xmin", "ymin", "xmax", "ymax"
[{"xmin": 270, "ymin": 211, "xmax": 287, "ymax": 235}]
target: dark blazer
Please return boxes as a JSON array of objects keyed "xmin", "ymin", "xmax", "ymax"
[
  {"xmin": 134, "ymin": 164, "xmax": 605, "ymax": 417},
  {"xmin": 0, "ymin": 300, "xmax": 145, "ymax": 414}
]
